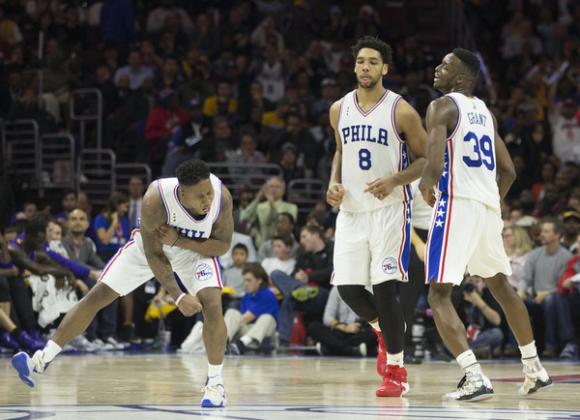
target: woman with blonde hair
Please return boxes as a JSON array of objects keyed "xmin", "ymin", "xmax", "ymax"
[{"xmin": 502, "ymin": 225, "xmax": 533, "ymax": 289}]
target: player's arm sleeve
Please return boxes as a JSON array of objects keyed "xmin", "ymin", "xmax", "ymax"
[{"xmin": 46, "ymin": 249, "xmax": 91, "ymax": 279}]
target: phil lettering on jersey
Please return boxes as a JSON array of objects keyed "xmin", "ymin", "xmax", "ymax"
[
  {"xmin": 342, "ymin": 124, "xmax": 389, "ymax": 146},
  {"xmin": 467, "ymin": 112, "xmax": 487, "ymax": 126},
  {"xmin": 176, "ymin": 227, "xmax": 207, "ymax": 239}
]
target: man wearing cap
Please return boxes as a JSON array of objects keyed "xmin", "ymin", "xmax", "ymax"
[{"xmin": 562, "ymin": 210, "xmax": 580, "ymax": 252}]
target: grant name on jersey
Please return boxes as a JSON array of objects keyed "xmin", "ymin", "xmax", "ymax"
[
  {"xmin": 467, "ymin": 112, "xmax": 487, "ymax": 126},
  {"xmin": 341, "ymin": 124, "xmax": 389, "ymax": 146}
]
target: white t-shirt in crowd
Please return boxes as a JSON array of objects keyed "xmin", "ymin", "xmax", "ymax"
[{"xmin": 261, "ymin": 257, "xmax": 295, "ymax": 276}]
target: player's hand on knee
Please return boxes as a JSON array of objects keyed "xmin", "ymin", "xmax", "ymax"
[
  {"xmin": 177, "ymin": 294, "xmax": 203, "ymax": 316},
  {"xmin": 326, "ymin": 184, "xmax": 345, "ymax": 208},
  {"xmin": 365, "ymin": 176, "xmax": 396, "ymax": 200}
]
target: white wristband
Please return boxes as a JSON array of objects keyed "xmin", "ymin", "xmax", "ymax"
[{"xmin": 175, "ymin": 293, "xmax": 187, "ymax": 306}]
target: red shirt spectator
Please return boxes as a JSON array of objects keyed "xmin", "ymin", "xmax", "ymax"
[{"xmin": 144, "ymin": 89, "xmax": 187, "ymax": 143}]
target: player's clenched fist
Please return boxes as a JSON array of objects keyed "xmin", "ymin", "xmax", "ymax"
[
  {"xmin": 177, "ymin": 294, "xmax": 203, "ymax": 316},
  {"xmin": 326, "ymin": 183, "xmax": 345, "ymax": 208}
]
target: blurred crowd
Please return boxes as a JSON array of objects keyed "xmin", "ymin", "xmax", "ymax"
[{"xmin": 0, "ymin": 0, "xmax": 578, "ymax": 360}]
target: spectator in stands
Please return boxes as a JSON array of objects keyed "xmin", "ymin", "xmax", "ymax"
[
  {"xmin": 261, "ymin": 235, "xmax": 295, "ymax": 276},
  {"xmin": 270, "ymin": 225, "xmax": 332, "ymax": 346},
  {"xmin": 155, "ymin": 56, "xmax": 185, "ymax": 91},
  {"xmin": 519, "ymin": 219, "xmax": 575, "ymax": 358},
  {"xmin": 561, "ymin": 210, "xmax": 580, "ymax": 252},
  {"xmin": 462, "ymin": 276, "xmax": 504, "ymax": 359},
  {"xmin": 227, "ymin": 263, "xmax": 278, "ymax": 355},
  {"xmin": 94, "ymin": 192, "xmax": 131, "ymax": 261},
  {"xmin": 163, "ymin": 97, "xmax": 212, "ymax": 177},
  {"xmin": 272, "ymin": 112, "xmax": 318, "ymax": 175},
  {"xmin": 308, "ymin": 286, "xmax": 375, "ymax": 357},
  {"xmin": 12, "ymin": 202, "xmax": 37, "ymax": 223},
  {"xmin": 203, "ymin": 80, "xmax": 238, "ymax": 119},
  {"xmin": 558, "ymin": 233, "xmax": 580, "ymax": 333},
  {"xmin": 223, "ymin": 243, "xmax": 249, "ymax": 299},
  {"xmin": 114, "ymin": 50, "xmax": 154, "ymax": 91},
  {"xmin": 225, "ymin": 132, "xmax": 266, "ymax": 168},
  {"xmin": 128, "ymin": 176, "xmax": 145, "ymax": 230},
  {"xmin": 8, "ymin": 87, "xmax": 56, "ymax": 133},
  {"xmin": 145, "ymin": 0, "xmax": 193, "ymax": 35},
  {"xmin": 206, "ymin": 116, "xmax": 235, "ymax": 162},
  {"xmin": 549, "ymin": 98, "xmax": 580, "ymax": 165},
  {"xmin": 241, "ymin": 177, "xmax": 298, "ymax": 247},
  {"xmin": 54, "ymin": 190, "xmax": 76, "ymax": 222},
  {"xmin": 278, "ymin": 142, "xmax": 304, "ymax": 185},
  {"xmin": 503, "ymin": 225, "xmax": 533, "ymax": 290},
  {"xmin": 258, "ymin": 212, "xmax": 298, "ymax": 261}
]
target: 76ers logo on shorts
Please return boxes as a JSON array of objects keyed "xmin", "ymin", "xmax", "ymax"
[
  {"xmin": 382, "ymin": 257, "xmax": 397, "ymax": 275},
  {"xmin": 195, "ymin": 263, "xmax": 213, "ymax": 282}
]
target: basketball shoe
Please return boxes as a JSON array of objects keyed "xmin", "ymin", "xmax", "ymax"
[
  {"xmin": 11, "ymin": 350, "xmax": 46, "ymax": 388},
  {"xmin": 374, "ymin": 329, "xmax": 387, "ymax": 376},
  {"xmin": 376, "ymin": 365, "xmax": 409, "ymax": 397},
  {"xmin": 201, "ymin": 382, "xmax": 227, "ymax": 408},
  {"xmin": 519, "ymin": 360, "xmax": 552, "ymax": 395},
  {"xmin": 443, "ymin": 371, "xmax": 494, "ymax": 401}
]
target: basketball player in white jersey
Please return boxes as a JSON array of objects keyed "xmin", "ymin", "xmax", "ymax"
[
  {"xmin": 12, "ymin": 160, "xmax": 233, "ymax": 408},
  {"xmin": 419, "ymin": 49, "xmax": 551, "ymax": 401},
  {"xmin": 326, "ymin": 36, "xmax": 427, "ymax": 397}
]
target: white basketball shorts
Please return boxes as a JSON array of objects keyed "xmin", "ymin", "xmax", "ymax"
[
  {"xmin": 425, "ymin": 195, "xmax": 511, "ymax": 285},
  {"xmin": 99, "ymin": 231, "xmax": 223, "ymax": 296},
  {"xmin": 332, "ymin": 202, "xmax": 411, "ymax": 287}
]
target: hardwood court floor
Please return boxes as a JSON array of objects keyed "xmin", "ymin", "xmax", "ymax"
[{"xmin": 1, "ymin": 353, "xmax": 579, "ymax": 419}]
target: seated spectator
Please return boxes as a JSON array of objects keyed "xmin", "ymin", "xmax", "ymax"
[
  {"xmin": 227, "ymin": 263, "xmax": 278, "ymax": 355},
  {"xmin": 462, "ymin": 276, "xmax": 504, "ymax": 358},
  {"xmin": 241, "ymin": 177, "xmax": 298, "ymax": 247},
  {"xmin": 53, "ymin": 190, "xmax": 77, "ymax": 222},
  {"xmin": 128, "ymin": 177, "xmax": 145, "ymax": 230},
  {"xmin": 219, "ymin": 232, "xmax": 257, "ymax": 269},
  {"xmin": 114, "ymin": 50, "xmax": 154, "ymax": 90},
  {"xmin": 223, "ymin": 243, "xmax": 249, "ymax": 299},
  {"xmin": 203, "ymin": 80, "xmax": 238, "ymax": 119},
  {"xmin": 225, "ymin": 132, "xmax": 266, "ymax": 170},
  {"xmin": 561, "ymin": 210, "xmax": 580, "ymax": 252},
  {"xmin": 270, "ymin": 225, "xmax": 332, "ymax": 346},
  {"xmin": 11, "ymin": 201, "xmax": 37, "ymax": 223},
  {"xmin": 557, "ymin": 236, "xmax": 580, "ymax": 340},
  {"xmin": 261, "ymin": 236, "xmax": 295, "ymax": 276},
  {"xmin": 519, "ymin": 219, "xmax": 575, "ymax": 359},
  {"xmin": 278, "ymin": 142, "xmax": 304, "ymax": 185},
  {"xmin": 503, "ymin": 225, "xmax": 533, "ymax": 289},
  {"xmin": 308, "ymin": 286, "xmax": 375, "ymax": 357},
  {"xmin": 258, "ymin": 212, "xmax": 299, "ymax": 261},
  {"xmin": 94, "ymin": 192, "xmax": 131, "ymax": 261}
]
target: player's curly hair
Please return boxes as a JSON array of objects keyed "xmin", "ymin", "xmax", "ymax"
[
  {"xmin": 176, "ymin": 160, "xmax": 211, "ymax": 186},
  {"xmin": 452, "ymin": 48, "xmax": 480, "ymax": 78},
  {"xmin": 351, "ymin": 36, "xmax": 393, "ymax": 67}
]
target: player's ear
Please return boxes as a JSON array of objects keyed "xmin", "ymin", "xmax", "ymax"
[{"xmin": 382, "ymin": 63, "xmax": 389, "ymax": 76}]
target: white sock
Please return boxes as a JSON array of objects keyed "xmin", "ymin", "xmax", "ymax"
[
  {"xmin": 369, "ymin": 320, "xmax": 380, "ymax": 332},
  {"xmin": 207, "ymin": 363, "xmax": 223, "ymax": 385},
  {"xmin": 41, "ymin": 340, "xmax": 62, "ymax": 364},
  {"xmin": 519, "ymin": 341, "xmax": 538, "ymax": 360},
  {"xmin": 387, "ymin": 351, "xmax": 404, "ymax": 367},
  {"xmin": 456, "ymin": 350, "xmax": 481, "ymax": 375},
  {"xmin": 240, "ymin": 336, "xmax": 253, "ymax": 346}
]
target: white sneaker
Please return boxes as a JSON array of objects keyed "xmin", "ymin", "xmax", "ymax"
[
  {"xmin": 443, "ymin": 371, "xmax": 494, "ymax": 401},
  {"xmin": 91, "ymin": 338, "xmax": 115, "ymax": 351},
  {"xmin": 105, "ymin": 336, "xmax": 127, "ymax": 350},
  {"xmin": 519, "ymin": 362, "xmax": 552, "ymax": 395},
  {"xmin": 69, "ymin": 335, "xmax": 97, "ymax": 352},
  {"xmin": 201, "ymin": 383, "xmax": 226, "ymax": 408}
]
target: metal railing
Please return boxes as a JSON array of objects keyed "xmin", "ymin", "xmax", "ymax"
[
  {"xmin": 70, "ymin": 88, "xmax": 103, "ymax": 150},
  {"xmin": 287, "ymin": 178, "xmax": 326, "ymax": 215},
  {"xmin": 1, "ymin": 119, "xmax": 40, "ymax": 186},
  {"xmin": 77, "ymin": 148, "xmax": 116, "ymax": 207},
  {"xmin": 208, "ymin": 162, "xmax": 283, "ymax": 198},
  {"xmin": 40, "ymin": 133, "xmax": 75, "ymax": 190}
]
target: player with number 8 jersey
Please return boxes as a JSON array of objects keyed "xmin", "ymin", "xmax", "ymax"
[{"xmin": 326, "ymin": 36, "xmax": 427, "ymax": 398}]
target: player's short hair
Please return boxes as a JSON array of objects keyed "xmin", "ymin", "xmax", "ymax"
[
  {"xmin": 452, "ymin": 48, "xmax": 480, "ymax": 78},
  {"xmin": 242, "ymin": 262, "xmax": 269, "ymax": 288},
  {"xmin": 272, "ymin": 235, "xmax": 293, "ymax": 248},
  {"xmin": 176, "ymin": 160, "xmax": 210, "ymax": 186},
  {"xmin": 232, "ymin": 243, "xmax": 249, "ymax": 255},
  {"xmin": 351, "ymin": 36, "xmax": 393, "ymax": 67}
]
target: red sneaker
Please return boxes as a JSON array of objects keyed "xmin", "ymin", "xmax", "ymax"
[
  {"xmin": 373, "ymin": 329, "xmax": 387, "ymax": 377},
  {"xmin": 376, "ymin": 365, "xmax": 409, "ymax": 397}
]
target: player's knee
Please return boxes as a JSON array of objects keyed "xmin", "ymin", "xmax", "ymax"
[
  {"xmin": 337, "ymin": 285, "xmax": 365, "ymax": 307},
  {"xmin": 202, "ymin": 301, "xmax": 223, "ymax": 322}
]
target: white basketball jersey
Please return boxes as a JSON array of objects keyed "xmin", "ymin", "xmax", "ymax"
[
  {"xmin": 439, "ymin": 92, "xmax": 500, "ymax": 210},
  {"xmin": 338, "ymin": 89, "xmax": 412, "ymax": 213},
  {"xmin": 132, "ymin": 174, "xmax": 223, "ymax": 260}
]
